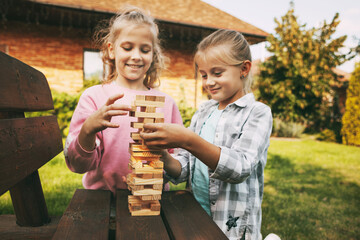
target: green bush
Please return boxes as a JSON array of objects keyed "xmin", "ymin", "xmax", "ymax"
[
  {"xmin": 52, "ymin": 91, "xmax": 82, "ymax": 137},
  {"xmin": 316, "ymin": 129, "xmax": 337, "ymax": 142},
  {"xmin": 341, "ymin": 62, "xmax": 360, "ymax": 146},
  {"xmin": 272, "ymin": 118, "xmax": 306, "ymax": 138},
  {"xmin": 177, "ymin": 83, "xmax": 196, "ymax": 127}
]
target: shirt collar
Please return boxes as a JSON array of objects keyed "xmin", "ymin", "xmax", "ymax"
[
  {"xmin": 199, "ymin": 93, "xmax": 255, "ymax": 111},
  {"xmin": 232, "ymin": 93, "xmax": 255, "ymax": 108}
]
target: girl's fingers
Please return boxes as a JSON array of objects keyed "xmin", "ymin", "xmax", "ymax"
[
  {"xmin": 103, "ymin": 121, "xmax": 120, "ymax": 128},
  {"xmin": 106, "ymin": 110, "xmax": 129, "ymax": 117},
  {"xmin": 142, "ymin": 123, "xmax": 161, "ymax": 132},
  {"xmin": 140, "ymin": 131, "xmax": 160, "ymax": 140},
  {"xmin": 108, "ymin": 104, "xmax": 132, "ymax": 111},
  {"xmin": 106, "ymin": 93, "xmax": 125, "ymax": 106}
]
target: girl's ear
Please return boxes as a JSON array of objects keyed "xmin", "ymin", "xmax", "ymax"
[
  {"xmin": 241, "ymin": 60, "xmax": 252, "ymax": 78},
  {"xmin": 108, "ymin": 42, "xmax": 115, "ymax": 60}
]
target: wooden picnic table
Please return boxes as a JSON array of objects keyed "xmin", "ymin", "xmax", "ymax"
[{"xmin": 52, "ymin": 189, "xmax": 228, "ymax": 240}]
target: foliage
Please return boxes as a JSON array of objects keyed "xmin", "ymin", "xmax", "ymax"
[
  {"xmin": 52, "ymin": 91, "xmax": 82, "ymax": 137},
  {"xmin": 26, "ymin": 77, "xmax": 102, "ymax": 138},
  {"xmin": 177, "ymin": 83, "xmax": 196, "ymax": 127},
  {"xmin": 256, "ymin": 7, "xmax": 352, "ymax": 131},
  {"xmin": 272, "ymin": 118, "xmax": 305, "ymax": 138},
  {"xmin": 316, "ymin": 129, "xmax": 337, "ymax": 142},
  {"xmin": 341, "ymin": 62, "xmax": 360, "ymax": 146}
]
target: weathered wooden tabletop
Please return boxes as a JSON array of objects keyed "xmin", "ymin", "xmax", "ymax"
[{"xmin": 116, "ymin": 189, "xmax": 228, "ymax": 240}]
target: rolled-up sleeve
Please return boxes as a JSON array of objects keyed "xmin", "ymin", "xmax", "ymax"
[{"xmin": 211, "ymin": 104, "xmax": 272, "ymax": 183}]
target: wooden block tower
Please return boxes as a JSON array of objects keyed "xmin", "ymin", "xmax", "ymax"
[{"xmin": 127, "ymin": 95, "xmax": 165, "ymax": 216}]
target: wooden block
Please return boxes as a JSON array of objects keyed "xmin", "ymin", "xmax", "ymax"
[
  {"xmin": 145, "ymin": 96, "xmax": 157, "ymax": 101},
  {"xmin": 129, "ymin": 111, "xmax": 164, "ymax": 119},
  {"xmin": 131, "ymin": 155, "xmax": 161, "ymax": 162},
  {"xmin": 127, "ymin": 173, "xmax": 164, "ymax": 186},
  {"xmin": 141, "ymin": 173, "xmax": 154, "ymax": 179},
  {"xmin": 151, "ymin": 202, "xmax": 161, "ymax": 211},
  {"xmin": 150, "ymin": 160, "xmax": 164, "ymax": 169},
  {"xmin": 153, "ymin": 172, "xmax": 163, "ymax": 178},
  {"xmin": 132, "ymin": 188, "xmax": 162, "ymax": 196},
  {"xmin": 135, "ymin": 95, "xmax": 146, "ymax": 101},
  {"xmin": 140, "ymin": 195, "xmax": 161, "ymax": 201},
  {"xmin": 140, "ymin": 106, "xmax": 156, "ymax": 113},
  {"xmin": 128, "ymin": 195, "xmax": 161, "ymax": 216},
  {"xmin": 155, "ymin": 118, "xmax": 164, "ymax": 123},
  {"xmin": 131, "ymin": 132, "xmax": 141, "ymax": 140},
  {"xmin": 152, "ymin": 184, "xmax": 163, "ymax": 190},
  {"xmin": 129, "ymin": 163, "xmax": 163, "ymax": 174},
  {"xmin": 130, "ymin": 105, "xmax": 137, "ymax": 112},
  {"xmin": 129, "ymin": 143, "xmax": 150, "ymax": 152},
  {"xmin": 142, "ymin": 118, "xmax": 155, "ymax": 123},
  {"xmin": 133, "ymin": 100, "xmax": 165, "ymax": 108},
  {"xmin": 130, "ymin": 150, "xmax": 162, "ymax": 158},
  {"xmin": 155, "ymin": 96, "xmax": 165, "ymax": 102},
  {"xmin": 130, "ymin": 122, "xmax": 144, "ymax": 129}
]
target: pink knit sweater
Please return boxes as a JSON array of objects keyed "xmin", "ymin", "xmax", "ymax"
[{"xmin": 64, "ymin": 83, "xmax": 183, "ymax": 193}]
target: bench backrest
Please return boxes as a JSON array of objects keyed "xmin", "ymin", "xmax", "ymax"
[{"xmin": 0, "ymin": 52, "xmax": 63, "ymax": 226}]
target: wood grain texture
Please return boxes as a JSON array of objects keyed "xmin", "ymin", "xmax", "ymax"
[
  {"xmin": 116, "ymin": 189, "xmax": 169, "ymax": 240},
  {"xmin": 0, "ymin": 215, "xmax": 60, "ymax": 240},
  {"xmin": 161, "ymin": 190, "xmax": 228, "ymax": 240},
  {"xmin": 0, "ymin": 116, "xmax": 63, "ymax": 195},
  {"xmin": 10, "ymin": 171, "xmax": 50, "ymax": 227},
  {"xmin": 52, "ymin": 189, "xmax": 111, "ymax": 240},
  {"xmin": 0, "ymin": 52, "xmax": 53, "ymax": 111}
]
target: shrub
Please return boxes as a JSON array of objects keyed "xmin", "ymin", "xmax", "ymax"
[
  {"xmin": 272, "ymin": 118, "xmax": 305, "ymax": 138},
  {"xmin": 316, "ymin": 129, "xmax": 337, "ymax": 142},
  {"xmin": 177, "ymin": 83, "xmax": 196, "ymax": 127},
  {"xmin": 341, "ymin": 62, "xmax": 360, "ymax": 146}
]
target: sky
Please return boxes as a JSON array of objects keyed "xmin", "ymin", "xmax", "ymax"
[{"xmin": 202, "ymin": 0, "xmax": 360, "ymax": 73}]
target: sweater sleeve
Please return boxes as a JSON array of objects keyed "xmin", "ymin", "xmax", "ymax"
[
  {"xmin": 64, "ymin": 89, "xmax": 103, "ymax": 174},
  {"xmin": 210, "ymin": 103, "xmax": 273, "ymax": 183}
]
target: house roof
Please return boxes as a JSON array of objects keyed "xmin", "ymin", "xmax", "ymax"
[
  {"xmin": 332, "ymin": 68, "xmax": 351, "ymax": 83},
  {"xmin": 30, "ymin": 0, "xmax": 268, "ymax": 39}
]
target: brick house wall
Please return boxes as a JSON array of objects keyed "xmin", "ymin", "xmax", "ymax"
[{"xmin": 1, "ymin": 20, "xmax": 205, "ymax": 108}]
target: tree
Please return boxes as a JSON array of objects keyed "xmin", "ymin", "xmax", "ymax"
[
  {"xmin": 341, "ymin": 62, "xmax": 360, "ymax": 146},
  {"xmin": 257, "ymin": 6, "xmax": 351, "ymax": 130}
]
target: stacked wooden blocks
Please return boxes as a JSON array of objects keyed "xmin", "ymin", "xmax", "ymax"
[{"xmin": 127, "ymin": 95, "xmax": 165, "ymax": 216}]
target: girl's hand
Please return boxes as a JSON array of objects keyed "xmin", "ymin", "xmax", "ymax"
[
  {"xmin": 140, "ymin": 123, "xmax": 191, "ymax": 149},
  {"xmin": 79, "ymin": 93, "xmax": 131, "ymax": 151},
  {"xmin": 83, "ymin": 93, "xmax": 131, "ymax": 135}
]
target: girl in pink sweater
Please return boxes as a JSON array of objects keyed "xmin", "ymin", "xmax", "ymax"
[{"xmin": 64, "ymin": 6, "xmax": 182, "ymax": 194}]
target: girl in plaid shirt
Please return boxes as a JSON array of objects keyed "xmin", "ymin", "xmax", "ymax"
[{"xmin": 141, "ymin": 29, "xmax": 276, "ymax": 240}]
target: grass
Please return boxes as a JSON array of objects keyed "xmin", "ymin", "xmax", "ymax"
[
  {"xmin": 1, "ymin": 139, "xmax": 359, "ymax": 239},
  {"xmin": 262, "ymin": 139, "xmax": 360, "ymax": 240},
  {"xmin": 0, "ymin": 152, "xmax": 83, "ymax": 216}
]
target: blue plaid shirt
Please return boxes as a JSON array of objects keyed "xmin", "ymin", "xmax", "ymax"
[{"xmin": 167, "ymin": 93, "xmax": 272, "ymax": 240}]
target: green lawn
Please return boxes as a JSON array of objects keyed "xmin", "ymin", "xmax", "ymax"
[{"xmin": 1, "ymin": 139, "xmax": 359, "ymax": 240}]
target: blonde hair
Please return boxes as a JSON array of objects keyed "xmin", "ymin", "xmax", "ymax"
[
  {"xmin": 94, "ymin": 6, "xmax": 164, "ymax": 88},
  {"xmin": 194, "ymin": 29, "xmax": 253, "ymax": 93}
]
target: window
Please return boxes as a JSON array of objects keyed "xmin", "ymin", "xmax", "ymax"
[{"xmin": 83, "ymin": 49, "xmax": 103, "ymax": 84}]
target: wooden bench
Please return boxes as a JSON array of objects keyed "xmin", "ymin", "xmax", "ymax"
[
  {"xmin": 0, "ymin": 52, "xmax": 227, "ymax": 239},
  {"xmin": 0, "ymin": 52, "xmax": 112, "ymax": 239}
]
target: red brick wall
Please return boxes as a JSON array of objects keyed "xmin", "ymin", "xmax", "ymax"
[{"xmin": 1, "ymin": 20, "xmax": 204, "ymax": 107}]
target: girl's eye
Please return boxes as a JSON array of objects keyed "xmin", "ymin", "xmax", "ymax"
[
  {"xmin": 201, "ymin": 75, "xmax": 207, "ymax": 79},
  {"xmin": 141, "ymin": 48, "xmax": 151, "ymax": 54},
  {"xmin": 214, "ymin": 72, "xmax": 222, "ymax": 76},
  {"xmin": 122, "ymin": 46, "xmax": 132, "ymax": 51}
]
